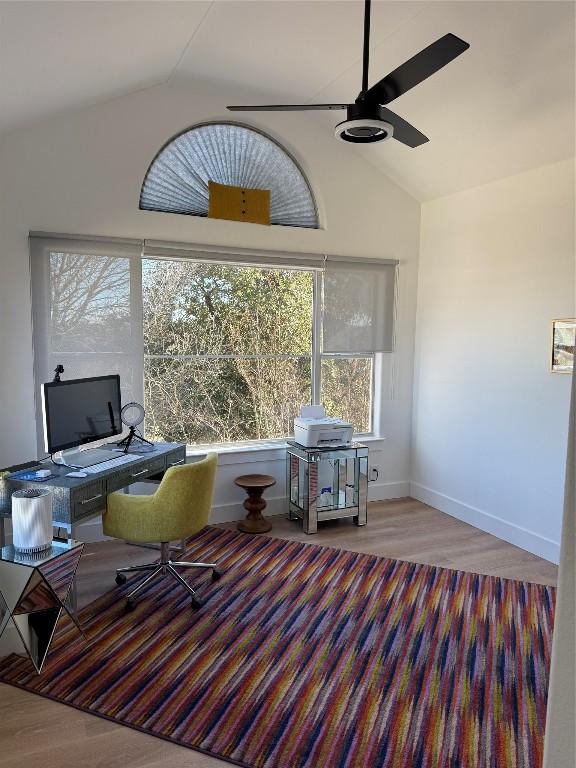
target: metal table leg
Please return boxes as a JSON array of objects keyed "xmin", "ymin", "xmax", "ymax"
[
  {"xmin": 306, "ymin": 463, "xmax": 318, "ymax": 535},
  {"xmin": 67, "ymin": 523, "xmax": 78, "ymax": 613}
]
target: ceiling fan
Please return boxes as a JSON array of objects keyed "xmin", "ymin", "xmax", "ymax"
[{"xmin": 227, "ymin": 0, "xmax": 469, "ymax": 146}]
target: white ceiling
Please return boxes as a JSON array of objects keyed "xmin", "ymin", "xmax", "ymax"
[
  {"xmin": 0, "ymin": 2, "xmax": 212, "ymax": 131},
  {"xmin": 0, "ymin": 1, "xmax": 574, "ymax": 200}
]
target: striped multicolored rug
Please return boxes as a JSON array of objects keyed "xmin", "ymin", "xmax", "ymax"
[{"xmin": 0, "ymin": 527, "xmax": 555, "ymax": 768}]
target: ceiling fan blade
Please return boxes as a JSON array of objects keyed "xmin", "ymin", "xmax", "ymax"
[
  {"xmin": 364, "ymin": 33, "xmax": 470, "ymax": 105},
  {"xmin": 379, "ymin": 107, "xmax": 429, "ymax": 147},
  {"xmin": 227, "ymin": 104, "xmax": 349, "ymax": 112}
]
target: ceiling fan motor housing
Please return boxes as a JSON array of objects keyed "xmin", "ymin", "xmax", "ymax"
[{"xmin": 334, "ymin": 103, "xmax": 394, "ymax": 143}]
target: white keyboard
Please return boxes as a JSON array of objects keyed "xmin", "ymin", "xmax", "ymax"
[{"xmin": 83, "ymin": 454, "xmax": 140, "ymax": 474}]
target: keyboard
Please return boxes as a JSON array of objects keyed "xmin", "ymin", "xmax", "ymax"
[{"xmin": 83, "ymin": 454, "xmax": 141, "ymax": 474}]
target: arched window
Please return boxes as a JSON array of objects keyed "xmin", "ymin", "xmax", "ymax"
[{"xmin": 140, "ymin": 122, "xmax": 319, "ymax": 229}]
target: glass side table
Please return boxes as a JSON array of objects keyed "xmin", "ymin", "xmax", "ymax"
[
  {"xmin": 286, "ymin": 441, "xmax": 368, "ymax": 534},
  {"xmin": 0, "ymin": 540, "xmax": 84, "ymax": 672}
]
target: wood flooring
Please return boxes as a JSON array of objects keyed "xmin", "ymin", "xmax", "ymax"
[{"xmin": 0, "ymin": 498, "xmax": 558, "ymax": 767}]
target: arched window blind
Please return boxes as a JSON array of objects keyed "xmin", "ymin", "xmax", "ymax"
[{"xmin": 140, "ymin": 123, "xmax": 319, "ymax": 229}]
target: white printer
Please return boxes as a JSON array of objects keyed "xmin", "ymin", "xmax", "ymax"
[{"xmin": 293, "ymin": 405, "xmax": 354, "ymax": 448}]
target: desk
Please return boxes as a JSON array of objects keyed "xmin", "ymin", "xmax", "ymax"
[{"xmin": 0, "ymin": 442, "xmax": 186, "ymax": 546}]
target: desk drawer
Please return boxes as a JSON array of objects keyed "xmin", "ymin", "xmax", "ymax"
[
  {"xmin": 166, "ymin": 453, "xmax": 186, "ymax": 469},
  {"xmin": 72, "ymin": 480, "xmax": 105, "ymax": 521},
  {"xmin": 105, "ymin": 456, "xmax": 166, "ymax": 493}
]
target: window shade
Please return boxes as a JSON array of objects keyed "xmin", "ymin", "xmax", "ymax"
[
  {"xmin": 143, "ymin": 240, "xmax": 324, "ymax": 271},
  {"xmin": 140, "ymin": 123, "xmax": 319, "ymax": 229},
  {"xmin": 29, "ymin": 237, "xmax": 143, "ymax": 455},
  {"xmin": 322, "ymin": 262, "xmax": 396, "ymax": 354}
]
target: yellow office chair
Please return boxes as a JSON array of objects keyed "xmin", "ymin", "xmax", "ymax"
[{"xmin": 103, "ymin": 452, "xmax": 219, "ymax": 610}]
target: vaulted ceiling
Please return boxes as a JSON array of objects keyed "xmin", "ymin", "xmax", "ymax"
[{"xmin": 0, "ymin": 1, "xmax": 574, "ymax": 200}]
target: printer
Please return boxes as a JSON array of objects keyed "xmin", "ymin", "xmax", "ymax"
[{"xmin": 293, "ymin": 405, "xmax": 354, "ymax": 448}]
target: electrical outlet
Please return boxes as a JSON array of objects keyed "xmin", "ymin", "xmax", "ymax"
[{"xmin": 369, "ymin": 467, "xmax": 379, "ymax": 482}]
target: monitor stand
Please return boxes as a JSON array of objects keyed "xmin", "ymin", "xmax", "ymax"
[{"xmin": 61, "ymin": 446, "xmax": 120, "ymax": 468}]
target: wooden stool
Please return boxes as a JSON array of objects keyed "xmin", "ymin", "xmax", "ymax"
[{"xmin": 235, "ymin": 474, "xmax": 276, "ymax": 534}]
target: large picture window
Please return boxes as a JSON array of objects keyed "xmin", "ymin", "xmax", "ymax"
[
  {"xmin": 143, "ymin": 260, "xmax": 314, "ymax": 443},
  {"xmin": 31, "ymin": 237, "xmax": 394, "ymax": 450},
  {"xmin": 142, "ymin": 258, "xmax": 373, "ymax": 443}
]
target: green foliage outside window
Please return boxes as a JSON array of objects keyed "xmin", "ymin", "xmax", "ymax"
[
  {"xmin": 143, "ymin": 260, "xmax": 313, "ymax": 443},
  {"xmin": 321, "ymin": 358, "xmax": 372, "ymax": 434}
]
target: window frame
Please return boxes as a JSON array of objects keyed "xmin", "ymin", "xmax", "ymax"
[
  {"xmin": 141, "ymin": 257, "xmax": 375, "ymax": 445},
  {"xmin": 313, "ymin": 268, "xmax": 375, "ymax": 437},
  {"xmin": 30, "ymin": 236, "xmax": 385, "ymax": 457}
]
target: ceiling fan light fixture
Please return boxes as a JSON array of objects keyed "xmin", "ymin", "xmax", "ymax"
[
  {"xmin": 334, "ymin": 118, "xmax": 394, "ymax": 143},
  {"xmin": 226, "ymin": 0, "xmax": 469, "ymax": 149}
]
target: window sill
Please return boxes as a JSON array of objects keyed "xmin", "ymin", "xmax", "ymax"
[{"xmin": 186, "ymin": 436, "xmax": 386, "ymax": 465}]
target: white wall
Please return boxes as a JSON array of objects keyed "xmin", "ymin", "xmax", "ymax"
[
  {"xmin": 412, "ymin": 159, "xmax": 575, "ymax": 562},
  {"xmin": 0, "ymin": 79, "xmax": 420, "ymax": 520},
  {"xmin": 543, "ymin": 351, "xmax": 576, "ymax": 767}
]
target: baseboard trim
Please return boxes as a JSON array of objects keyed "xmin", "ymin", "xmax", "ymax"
[
  {"xmin": 410, "ymin": 482, "xmax": 560, "ymax": 564},
  {"xmin": 369, "ymin": 480, "xmax": 410, "ymax": 502},
  {"xmin": 210, "ymin": 496, "xmax": 286, "ymax": 524},
  {"xmin": 207, "ymin": 481, "xmax": 409, "ymax": 523},
  {"xmin": 74, "ymin": 479, "xmax": 410, "ymax": 538},
  {"xmin": 73, "ymin": 497, "xmax": 289, "ymax": 534}
]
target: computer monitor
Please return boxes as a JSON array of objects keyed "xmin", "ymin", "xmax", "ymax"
[{"xmin": 42, "ymin": 375, "xmax": 122, "ymax": 454}]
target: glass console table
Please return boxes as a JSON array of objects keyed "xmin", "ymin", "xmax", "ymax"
[
  {"xmin": 0, "ymin": 540, "xmax": 84, "ymax": 672},
  {"xmin": 286, "ymin": 441, "xmax": 368, "ymax": 534}
]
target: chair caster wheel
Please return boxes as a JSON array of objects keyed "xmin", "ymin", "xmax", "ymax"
[
  {"xmin": 125, "ymin": 599, "xmax": 135, "ymax": 612},
  {"xmin": 211, "ymin": 568, "xmax": 222, "ymax": 581},
  {"xmin": 191, "ymin": 597, "xmax": 203, "ymax": 610},
  {"xmin": 115, "ymin": 573, "xmax": 127, "ymax": 585}
]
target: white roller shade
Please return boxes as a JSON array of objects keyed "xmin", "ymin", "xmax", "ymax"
[
  {"xmin": 143, "ymin": 240, "xmax": 324, "ymax": 270},
  {"xmin": 322, "ymin": 261, "xmax": 396, "ymax": 354},
  {"xmin": 29, "ymin": 236, "xmax": 143, "ymax": 455}
]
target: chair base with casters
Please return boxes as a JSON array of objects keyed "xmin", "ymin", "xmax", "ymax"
[
  {"xmin": 115, "ymin": 542, "xmax": 221, "ymax": 610},
  {"xmin": 103, "ymin": 452, "xmax": 220, "ymax": 612}
]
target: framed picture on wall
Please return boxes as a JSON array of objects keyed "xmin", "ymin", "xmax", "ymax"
[{"xmin": 551, "ymin": 319, "xmax": 576, "ymax": 373}]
